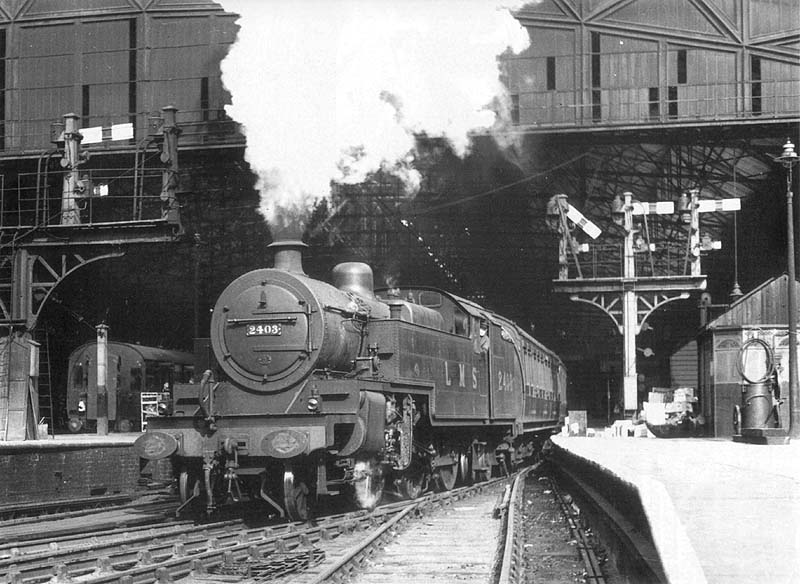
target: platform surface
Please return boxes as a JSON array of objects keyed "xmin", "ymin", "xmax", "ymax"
[
  {"xmin": 0, "ymin": 432, "xmax": 140, "ymax": 451},
  {"xmin": 551, "ymin": 434, "xmax": 800, "ymax": 584}
]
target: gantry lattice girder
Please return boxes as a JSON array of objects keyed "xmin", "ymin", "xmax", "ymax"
[
  {"xmin": 516, "ymin": 4, "xmax": 799, "ymax": 64},
  {"xmin": 519, "ymin": 124, "xmax": 793, "ymax": 249},
  {"xmin": 505, "ymin": 0, "xmax": 798, "ymax": 137}
]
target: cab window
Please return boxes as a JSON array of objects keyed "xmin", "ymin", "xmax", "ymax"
[
  {"xmin": 453, "ymin": 308, "xmax": 469, "ymax": 336},
  {"xmin": 419, "ymin": 291, "xmax": 442, "ymax": 308}
]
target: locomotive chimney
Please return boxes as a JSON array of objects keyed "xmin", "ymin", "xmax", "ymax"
[{"xmin": 268, "ymin": 239, "xmax": 307, "ymax": 274}]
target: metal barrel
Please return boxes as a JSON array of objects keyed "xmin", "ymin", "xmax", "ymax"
[{"xmin": 740, "ymin": 382, "xmax": 776, "ymax": 430}]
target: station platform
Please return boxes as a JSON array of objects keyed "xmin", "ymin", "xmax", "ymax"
[
  {"xmin": 550, "ymin": 434, "xmax": 800, "ymax": 584},
  {"xmin": 0, "ymin": 433, "xmax": 170, "ymax": 506}
]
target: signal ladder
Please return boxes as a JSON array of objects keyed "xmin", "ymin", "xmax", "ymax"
[{"xmin": 34, "ymin": 327, "xmax": 54, "ymax": 436}]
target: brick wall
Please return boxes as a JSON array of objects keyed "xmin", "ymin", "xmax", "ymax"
[{"xmin": 0, "ymin": 444, "xmax": 143, "ymax": 504}]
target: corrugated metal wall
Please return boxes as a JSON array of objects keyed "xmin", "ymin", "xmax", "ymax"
[
  {"xmin": 507, "ymin": 0, "xmax": 800, "ymax": 128},
  {"xmin": 0, "ymin": 0, "xmax": 238, "ymax": 154},
  {"xmin": 709, "ymin": 275, "xmax": 799, "ymax": 328},
  {"xmin": 670, "ymin": 339, "xmax": 698, "ymax": 388}
]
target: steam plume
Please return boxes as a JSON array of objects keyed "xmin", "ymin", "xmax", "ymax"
[{"xmin": 220, "ymin": 0, "xmax": 529, "ymax": 230}]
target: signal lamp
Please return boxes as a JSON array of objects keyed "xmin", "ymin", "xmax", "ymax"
[
  {"xmin": 611, "ymin": 194, "xmax": 624, "ymax": 225},
  {"xmin": 677, "ymin": 192, "xmax": 691, "ymax": 224}
]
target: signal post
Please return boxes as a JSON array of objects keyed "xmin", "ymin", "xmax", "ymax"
[{"xmin": 549, "ymin": 190, "xmax": 737, "ymax": 413}]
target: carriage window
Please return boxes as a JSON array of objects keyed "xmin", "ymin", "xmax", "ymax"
[
  {"xmin": 73, "ymin": 363, "xmax": 85, "ymax": 388},
  {"xmin": 130, "ymin": 365, "xmax": 143, "ymax": 392},
  {"xmin": 116, "ymin": 356, "xmax": 122, "ymax": 390},
  {"xmin": 418, "ymin": 291, "xmax": 442, "ymax": 308},
  {"xmin": 174, "ymin": 363, "xmax": 194, "ymax": 383}
]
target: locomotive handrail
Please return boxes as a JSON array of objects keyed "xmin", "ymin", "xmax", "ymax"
[
  {"xmin": 197, "ymin": 370, "xmax": 219, "ymax": 423},
  {"xmin": 225, "ymin": 316, "xmax": 298, "ymax": 324}
]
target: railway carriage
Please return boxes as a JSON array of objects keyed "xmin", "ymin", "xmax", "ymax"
[
  {"xmin": 135, "ymin": 239, "xmax": 567, "ymax": 519},
  {"xmin": 67, "ymin": 342, "xmax": 194, "ymax": 433}
]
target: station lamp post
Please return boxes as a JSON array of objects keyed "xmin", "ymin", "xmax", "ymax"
[{"xmin": 776, "ymin": 138, "xmax": 799, "ymax": 439}]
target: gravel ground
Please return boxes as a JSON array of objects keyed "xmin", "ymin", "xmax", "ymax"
[{"xmin": 520, "ymin": 470, "xmax": 609, "ymax": 583}]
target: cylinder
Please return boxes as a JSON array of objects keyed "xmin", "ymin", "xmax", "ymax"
[{"xmin": 740, "ymin": 382, "xmax": 776, "ymax": 430}]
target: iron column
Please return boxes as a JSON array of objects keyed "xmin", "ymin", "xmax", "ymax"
[{"xmin": 776, "ymin": 139, "xmax": 799, "ymax": 439}]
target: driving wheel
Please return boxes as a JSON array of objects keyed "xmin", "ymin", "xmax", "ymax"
[{"xmin": 457, "ymin": 452, "xmax": 470, "ymax": 485}]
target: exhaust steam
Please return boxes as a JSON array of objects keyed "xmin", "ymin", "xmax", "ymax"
[{"xmin": 219, "ymin": 0, "xmax": 530, "ymax": 232}]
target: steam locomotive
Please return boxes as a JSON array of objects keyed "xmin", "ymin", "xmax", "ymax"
[{"xmin": 135, "ymin": 239, "xmax": 567, "ymax": 519}]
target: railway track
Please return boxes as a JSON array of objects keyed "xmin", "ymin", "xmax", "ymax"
[
  {"xmin": 0, "ymin": 496, "xmax": 178, "ymax": 545},
  {"xmin": 0, "ymin": 494, "xmax": 137, "ymax": 524},
  {"xmin": 0, "ymin": 475, "xmax": 512, "ymax": 584},
  {"xmin": 0, "ymin": 463, "xmax": 613, "ymax": 584},
  {"xmin": 551, "ymin": 460, "xmax": 665, "ymax": 583}
]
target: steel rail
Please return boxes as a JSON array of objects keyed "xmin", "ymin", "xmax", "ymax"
[
  {"xmin": 1, "ymin": 497, "xmax": 420, "ymax": 584},
  {"xmin": 306, "ymin": 502, "xmax": 419, "ymax": 583},
  {"xmin": 0, "ymin": 494, "xmax": 134, "ymax": 523},
  {"xmin": 553, "ymin": 463, "xmax": 667, "ymax": 584},
  {"xmin": 2, "ymin": 475, "xmax": 512, "ymax": 584},
  {"xmin": 302, "ymin": 475, "xmax": 512, "ymax": 584},
  {"xmin": 0, "ymin": 500, "xmax": 178, "ymax": 547},
  {"xmin": 548, "ymin": 476, "xmax": 607, "ymax": 584},
  {"xmin": 496, "ymin": 463, "xmax": 537, "ymax": 584}
]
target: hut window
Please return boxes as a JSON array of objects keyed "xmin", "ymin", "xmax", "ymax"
[{"xmin": 714, "ymin": 337, "xmax": 742, "ymax": 383}]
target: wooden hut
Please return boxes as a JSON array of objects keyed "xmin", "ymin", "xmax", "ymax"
[{"xmin": 699, "ymin": 275, "xmax": 799, "ymax": 437}]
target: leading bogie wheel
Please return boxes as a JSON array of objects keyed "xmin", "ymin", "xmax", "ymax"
[
  {"xmin": 399, "ymin": 471, "xmax": 425, "ymax": 500},
  {"xmin": 178, "ymin": 469, "xmax": 202, "ymax": 504},
  {"xmin": 283, "ymin": 464, "xmax": 311, "ymax": 521},
  {"xmin": 352, "ymin": 457, "xmax": 385, "ymax": 510}
]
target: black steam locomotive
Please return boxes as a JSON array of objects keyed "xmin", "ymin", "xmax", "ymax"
[{"xmin": 135, "ymin": 240, "xmax": 567, "ymax": 519}]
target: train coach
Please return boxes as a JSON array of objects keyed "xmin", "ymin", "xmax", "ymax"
[
  {"xmin": 135, "ymin": 239, "xmax": 567, "ymax": 519},
  {"xmin": 67, "ymin": 341, "xmax": 194, "ymax": 433}
]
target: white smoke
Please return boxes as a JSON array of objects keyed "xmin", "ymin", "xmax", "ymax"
[{"xmin": 219, "ymin": 0, "xmax": 529, "ymax": 228}]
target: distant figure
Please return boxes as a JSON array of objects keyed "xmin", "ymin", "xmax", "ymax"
[
  {"xmin": 771, "ymin": 359, "xmax": 783, "ymax": 427},
  {"xmin": 473, "ymin": 320, "xmax": 490, "ymax": 355}
]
